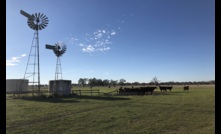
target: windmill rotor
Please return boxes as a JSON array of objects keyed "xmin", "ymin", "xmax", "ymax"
[
  {"xmin": 53, "ymin": 42, "xmax": 67, "ymax": 57},
  {"xmin": 20, "ymin": 10, "xmax": 49, "ymax": 30}
]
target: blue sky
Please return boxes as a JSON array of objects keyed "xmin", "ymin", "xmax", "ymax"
[{"xmin": 6, "ymin": 0, "xmax": 215, "ymax": 84}]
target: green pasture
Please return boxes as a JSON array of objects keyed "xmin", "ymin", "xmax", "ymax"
[{"xmin": 6, "ymin": 85, "xmax": 215, "ymax": 134}]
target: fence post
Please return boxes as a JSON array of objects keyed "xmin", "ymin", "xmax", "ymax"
[{"xmin": 91, "ymin": 90, "xmax": 92, "ymax": 96}]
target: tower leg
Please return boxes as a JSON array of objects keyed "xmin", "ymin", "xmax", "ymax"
[{"xmin": 23, "ymin": 30, "xmax": 41, "ymax": 96}]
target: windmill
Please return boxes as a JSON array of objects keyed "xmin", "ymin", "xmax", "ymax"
[
  {"xmin": 20, "ymin": 10, "xmax": 49, "ymax": 94},
  {"xmin": 46, "ymin": 42, "xmax": 68, "ymax": 95},
  {"xmin": 46, "ymin": 42, "xmax": 67, "ymax": 80}
]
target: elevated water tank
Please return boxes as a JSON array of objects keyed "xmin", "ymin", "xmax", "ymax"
[
  {"xmin": 48, "ymin": 80, "xmax": 72, "ymax": 96},
  {"xmin": 6, "ymin": 79, "xmax": 29, "ymax": 92}
]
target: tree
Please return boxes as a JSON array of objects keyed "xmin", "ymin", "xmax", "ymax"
[
  {"xmin": 96, "ymin": 79, "xmax": 103, "ymax": 86},
  {"xmin": 150, "ymin": 77, "xmax": 160, "ymax": 86},
  {"xmin": 88, "ymin": 78, "xmax": 97, "ymax": 87},
  {"xmin": 103, "ymin": 79, "xmax": 110, "ymax": 87},
  {"xmin": 110, "ymin": 80, "xmax": 118, "ymax": 87},
  {"xmin": 132, "ymin": 81, "xmax": 140, "ymax": 85},
  {"xmin": 78, "ymin": 78, "xmax": 88, "ymax": 87},
  {"xmin": 119, "ymin": 79, "xmax": 126, "ymax": 86}
]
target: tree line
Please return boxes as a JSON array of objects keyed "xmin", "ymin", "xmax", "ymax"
[
  {"xmin": 76, "ymin": 77, "xmax": 215, "ymax": 87},
  {"xmin": 77, "ymin": 78, "xmax": 126, "ymax": 87}
]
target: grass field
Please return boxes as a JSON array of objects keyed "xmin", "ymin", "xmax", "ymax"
[{"xmin": 6, "ymin": 85, "xmax": 215, "ymax": 134}]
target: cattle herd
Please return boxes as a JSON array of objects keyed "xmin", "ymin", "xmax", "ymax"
[{"xmin": 118, "ymin": 85, "xmax": 189, "ymax": 95}]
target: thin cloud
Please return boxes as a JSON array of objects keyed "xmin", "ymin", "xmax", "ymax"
[
  {"xmin": 79, "ymin": 43, "xmax": 84, "ymax": 47},
  {"xmin": 82, "ymin": 45, "xmax": 95, "ymax": 52},
  {"xmin": 111, "ymin": 31, "xmax": 116, "ymax": 35},
  {"xmin": 6, "ymin": 62, "xmax": 17, "ymax": 66},
  {"xmin": 97, "ymin": 47, "xmax": 110, "ymax": 52},
  {"xmin": 68, "ymin": 28, "xmax": 117, "ymax": 53},
  {"xmin": 21, "ymin": 54, "xmax": 26, "ymax": 57},
  {"xmin": 6, "ymin": 54, "xmax": 27, "ymax": 66}
]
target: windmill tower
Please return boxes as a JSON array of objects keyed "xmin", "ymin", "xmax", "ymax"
[
  {"xmin": 20, "ymin": 10, "xmax": 49, "ymax": 94},
  {"xmin": 46, "ymin": 42, "xmax": 71, "ymax": 96}
]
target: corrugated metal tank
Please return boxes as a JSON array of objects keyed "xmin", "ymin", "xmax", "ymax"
[
  {"xmin": 6, "ymin": 79, "xmax": 29, "ymax": 92},
  {"xmin": 48, "ymin": 80, "xmax": 72, "ymax": 96}
]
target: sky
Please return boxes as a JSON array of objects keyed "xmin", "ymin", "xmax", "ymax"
[{"xmin": 6, "ymin": 0, "xmax": 215, "ymax": 84}]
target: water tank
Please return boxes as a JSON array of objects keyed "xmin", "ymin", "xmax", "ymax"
[
  {"xmin": 6, "ymin": 79, "xmax": 29, "ymax": 92},
  {"xmin": 48, "ymin": 80, "xmax": 72, "ymax": 96}
]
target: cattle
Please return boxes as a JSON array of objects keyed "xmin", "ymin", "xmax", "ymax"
[
  {"xmin": 184, "ymin": 86, "xmax": 189, "ymax": 91},
  {"xmin": 119, "ymin": 87, "xmax": 124, "ymax": 94},
  {"xmin": 124, "ymin": 87, "xmax": 141, "ymax": 95},
  {"xmin": 159, "ymin": 86, "xmax": 173, "ymax": 92},
  {"xmin": 140, "ymin": 87, "xmax": 157, "ymax": 95},
  {"xmin": 118, "ymin": 86, "xmax": 157, "ymax": 95}
]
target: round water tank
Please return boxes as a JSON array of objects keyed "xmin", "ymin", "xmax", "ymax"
[{"xmin": 6, "ymin": 79, "xmax": 29, "ymax": 92}]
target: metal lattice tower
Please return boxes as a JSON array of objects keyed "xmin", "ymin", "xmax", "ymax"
[
  {"xmin": 20, "ymin": 10, "xmax": 49, "ymax": 94},
  {"xmin": 55, "ymin": 56, "xmax": 63, "ymax": 80}
]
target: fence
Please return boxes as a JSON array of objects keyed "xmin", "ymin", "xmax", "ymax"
[
  {"xmin": 6, "ymin": 89, "xmax": 105, "ymax": 98},
  {"xmin": 104, "ymin": 89, "xmax": 119, "ymax": 96},
  {"xmin": 72, "ymin": 89, "xmax": 100, "ymax": 96}
]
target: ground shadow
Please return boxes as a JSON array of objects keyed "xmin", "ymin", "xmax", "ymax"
[
  {"xmin": 73, "ymin": 95, "xmax": 131, "ymax": 101},
  {"xmin": 18, "ymin": 94, "xmax": 131, "ymax": 103},
  {"xmin": 20, "ymin": 96, "xmax": 80, "ymax": 103},
  {"xmin": 114, "ymin": 91, "xmax": 190, "ymax": 96},
  {"xmin": 153, "ymin": 91, "xmax": 189, "ymax": 95}
]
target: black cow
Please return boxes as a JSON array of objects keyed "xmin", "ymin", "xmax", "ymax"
[
  {"xmin": 140, "ymin": 87, "xmax": 157, "ymax": 95},
  {"xmin": 159, "ymin": 86, "xmax": 173, "ymax": 92},
  {"xmin": 118, "ymin": 87, "xmax": 124, "ymax": 94},
  {"xmin": 184, "ymin": 86, "xmax": 189, "ymax": 91},
  {"xmin": 124, "ymin": 87, "xmax": 141, "ymax": 95}
]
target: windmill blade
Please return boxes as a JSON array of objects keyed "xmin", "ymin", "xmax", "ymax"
[
  {"xmin": 44, "ymin": 17, "xmax": 49, "ymax": 20},
  {"xmin": 34, "ymin": 13, "xmax": 38, "ymax": 19},
  {"xmin": 41, "ymin": 24, "xmax": 47, "ymax": 27},
  {"xmin": 40, "ymin": 25, "xmax": 45, "ymax": 29},
  {"xmin": 31, "ymin": 14, "xmax": 35, "ymax": 19},
  {"xmin": 38, "ymin": 13, "xmax": 41, "ymax": 19},
  {"xmin": 34, "ymin": 25, "xmax": 38, "ymax": 30},
  {"xmin": 40, "ymin": 13, "xmax": 44, "ymax": 18},
  {"xmin": 29, "ymin": 23, "xmax": 35, "ymax": 29},
  {"xmin": 42, "ymin": 15, "xmax": 47, "ymax": 19},
  {"xmin": 39, "ymin": 25, "xmax": 42, "ymax": 30}
]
